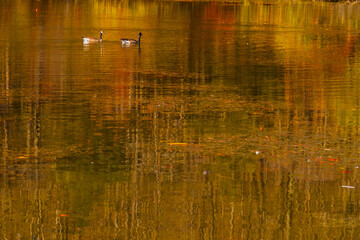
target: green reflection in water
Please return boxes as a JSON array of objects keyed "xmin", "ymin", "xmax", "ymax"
[{"xmin": 1, "ymin": 0, "xmax": 360, "ymax": 239}]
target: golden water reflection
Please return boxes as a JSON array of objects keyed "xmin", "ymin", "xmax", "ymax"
[{"xmin": 1, "ymin": 0, "xmax": 360, "ymax": 239}]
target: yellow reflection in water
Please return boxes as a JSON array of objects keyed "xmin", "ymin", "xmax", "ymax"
[{"xmin": 1, "ymin": 1, "xmax": 360, "ymax": 239}]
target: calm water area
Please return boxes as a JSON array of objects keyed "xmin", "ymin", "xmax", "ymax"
[{"xmin": 2, "ymin": 0, "xmax": 360, "ymax": 239}]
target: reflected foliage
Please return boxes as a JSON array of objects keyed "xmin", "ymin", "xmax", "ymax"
[{"xmin": 1, "ymin": 0, "xmax": 360, "ymax": 239}]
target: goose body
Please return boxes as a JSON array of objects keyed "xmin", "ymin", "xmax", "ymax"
[
  {"xmin": 122, "ymin": 32, "xmax": 142, "ymax": 45},
  {"xmin": 82, "ymin": 31, "xmax": 104, "ymax": 44}
]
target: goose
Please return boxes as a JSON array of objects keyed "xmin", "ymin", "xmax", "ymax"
[
  {"xmin": 122, "ymin": 32, "xmax": 142, "ymax": 45},
  {"xmin": 82, "ymin": 31, "xmax": 104, "ymax": 44}
]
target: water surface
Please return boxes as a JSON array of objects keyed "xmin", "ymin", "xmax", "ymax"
[{"xmin": 1, "ymin": 1, "xmax": 360, "ymax": 239}]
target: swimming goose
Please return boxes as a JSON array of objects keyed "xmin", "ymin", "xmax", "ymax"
[
  {"xmin": 82, "ymin": 31, "xmax": 104, "ymax": 44},
  {"xmin": 122, "ymin": 32, "xmax": 142, "ymax": 45}
]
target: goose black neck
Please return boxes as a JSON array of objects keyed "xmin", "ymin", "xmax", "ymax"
[{"xmin": 100, "ymin": 32, "xmax": 103, "ymax": 40}]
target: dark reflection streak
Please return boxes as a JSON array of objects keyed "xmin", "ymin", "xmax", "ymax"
[
  {"xmin": 304, "ymin": 178, "xmax": 311, "ymax": 229},
  {"xmin": 30, "ymin": 40, "xmax": 44, "ymax": 239},
  {"xmin": 258, "ymin": 158, "xmax": 266, "ymax": 239},
  {"xmin": 239, "ymin": 165, "xmax": 245, "ymax": 239},
  {"xmin": 210, "ymin": 181, "xmax": 215, "ymax": 240},
  {"xmin": 34, "ymin": 105, "xmax": 41, "ymax": 161},
  {"xmin": 199, "ymin": 195, "xmax": 205, "ymax": 239},
  {"xmin": 255, "ymin": 169, "xmax": 263, "ymax": 239},
  {"xmin": 99, "ymin": 42, "xmax": 103, "ymax": 56},
  {"xmin": 26, "ymin": 119, "xmax": 31, "ymax": 160},
  {"xmin": 1, "ymin": 43, "xmax": 10, "ymax": 237},
  {"xmin": 5, "ymin": 43, "xmax": 9, "ymax": 96},
  {"xmin": 356, "ymin": 80, "xmax": 360, "ymax": 138},
  {"xmin": 229, "ymin": 201, "xmax": 234, "ymax": 240},
  {"xmin": 285, "ymin": 173, "xmax": 294, "ymax": 240},
  {"xmin": 62, "ymin": 216, "xmax": 69, "ymax": 240},
  {"xmin": 3, "ymin": 43, "xmax": 9, "ymax": 165},
  {"xmin": 153, "ymin": 98, "xmax": 161, "ymax": 239},
  {"xmin": 248, "ymin": 172, "xmax": 255, "ymax": 239},
  {"xmin": 2, "ymin": 120, "xmax": 8, "ymax": 174},
  {"xmin": 279, "ymin": 174, "xmax": 287, "ymax": 237}
]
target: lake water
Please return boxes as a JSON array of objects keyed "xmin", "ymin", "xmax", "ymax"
[{"xmin": 1, "ymin": 0, "xmax": 360, "ymax": 239}]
